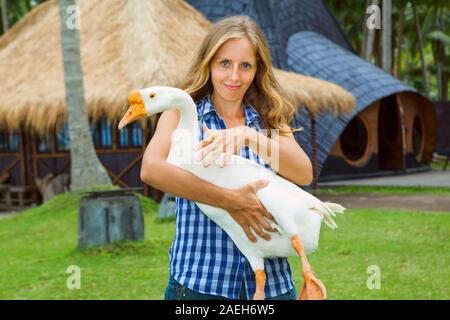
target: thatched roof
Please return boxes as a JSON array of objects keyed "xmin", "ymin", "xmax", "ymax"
[{"xmin": 0, "ymin": 0, "xmax": 355, "ymax": 135}]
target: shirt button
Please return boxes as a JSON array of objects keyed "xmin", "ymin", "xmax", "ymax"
[{"xmin": 241, "ymin": 258, "xmax": 246, "ymax": 263}]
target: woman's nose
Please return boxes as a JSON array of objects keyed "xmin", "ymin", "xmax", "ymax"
[{"xmin": 229, "ymin": 67, "xmax": 240, "ymax": 81}]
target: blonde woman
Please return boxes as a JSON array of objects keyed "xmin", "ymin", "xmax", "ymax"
[{"xmin": 141, "ymin": 15, "xmax": 312, "ymax": 300}]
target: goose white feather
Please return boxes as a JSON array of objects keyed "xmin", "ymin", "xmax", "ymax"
[{"xmin": 119, "ymin": 86, "xmax": 346, "ymax": 300}]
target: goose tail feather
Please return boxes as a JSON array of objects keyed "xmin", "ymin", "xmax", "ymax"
[
  {"xmin": 314, "ymin": 202, "xmax": 346, "ymax": 230},
  {"xmin": 324, "ymin": 202, "xmax": 346, "ymax": 214}
]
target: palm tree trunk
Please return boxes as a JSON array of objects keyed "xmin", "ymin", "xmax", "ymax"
[
  {"xmin": 382, "ymin": 0, "xmax": 392, "ymax": 74},
  {"xmin": 412, "ymin": 0, "xmax": 430, "ymax": 97},
  {"xmin": 437, "ymin": 7, "xmax": 447, "ymax": 101},
  {"xmin": 394, "ymin": 4, "xmax": 405, "ymax": 78},
  {"xmin": 1, "ymin": 0, "xmax": 8, "ymax": 33},
  {"xmin": 405, "ymin": 39, "xmax": 410, "ymax": 83},
  {"xmin": 374, "ymin": 27, "xmax": 382, "ymax": 67},
  {"xmin": 361, "ymin": 0, "xmax": 370, "ymax": 58},
  {"xmin": 58, "ymin": 0, "xmax": 112, "ymax": 191}
]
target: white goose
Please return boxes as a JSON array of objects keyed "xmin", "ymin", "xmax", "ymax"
[{"xmin": 118, "ymin": 86, "xmax": 345, "ymax": 300}]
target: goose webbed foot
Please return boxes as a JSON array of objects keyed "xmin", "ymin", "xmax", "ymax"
[
  {"xmin": 299, "ymin": 271, "xmax": 327, "ymax": 300},
  {"xmin": 291, "ymin": 235, "xmax": 327, "ymax": 300}
]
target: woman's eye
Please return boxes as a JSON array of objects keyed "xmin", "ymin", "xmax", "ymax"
[
  {"xmin": 220, "ymin": 60, "xmax": 230, "ymax": 67},
  {"xmin": 241, "ymin": 63, "xmax": 251, "ymax": 70}
]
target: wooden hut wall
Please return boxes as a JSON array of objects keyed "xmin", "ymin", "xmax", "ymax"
[
  {"xmin": 321, "ymin": 102, "xmax": 381, "ymax": 177},
  {"xmin": 321, "ymin": 92, "xmax": 435, "ymax": 178},
  {"xmin": 0, "ymin": 119, "xmax": 163, "ymax": 203},
  {"xmin": 396, "ymin": 92, "xmax": 435, "ymax": 165},
  {"xmin": 433, "ymin": 101, "xmax": 450, "ymax": 154},
  {"xmin": 0, "ymin": 131, "xmax": 24, "ymax": 185}
]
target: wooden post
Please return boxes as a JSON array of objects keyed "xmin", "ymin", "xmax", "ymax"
[
  {"xmin": 311, "ymin": 114, "xmax": 318, "ymax": 194},
  {"xmin": 19, "ymin": 130, "xmax": 27, "ymax": 186}
]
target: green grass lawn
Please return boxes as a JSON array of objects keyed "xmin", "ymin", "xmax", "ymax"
[
  {"xmin": 0, "ymin": 192, "xmax": 449, "ymax": 300},
  {"xmin": 431, "ymin": 161, "xmax": 448, "ymax": 171}
]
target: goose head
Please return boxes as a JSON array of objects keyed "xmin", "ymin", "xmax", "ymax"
[{"xmin": 118, "ymin": 86, "xmax": 193, "ymax": 130}]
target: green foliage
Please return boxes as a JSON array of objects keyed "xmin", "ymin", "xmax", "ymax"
[
  {"xmin": 0, "ymin": 0, "xmax": 46, "ymax": 34},
  {"xmin": 427, "ymin": 30, "xmax": 450, "ymax": 45},
  {"xmin": 0, "ymin": 192, "xmax": 449, "ymax": 299},
  {"xmin": 326, "ymin": 0, "xmax": 449, "ymax": 100}
]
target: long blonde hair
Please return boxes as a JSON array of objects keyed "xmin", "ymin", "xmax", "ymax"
[{"xmin": 178, "ymin": 15, "xmax": 296, "ymax": 136}]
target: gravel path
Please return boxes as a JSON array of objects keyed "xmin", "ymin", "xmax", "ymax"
[{"xmin": 321, "ymin": 193, "xmax": 450, "ymax": 212}]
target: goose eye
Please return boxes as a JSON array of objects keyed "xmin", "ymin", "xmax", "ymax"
[{"xmin": 149, "ymin": 93, "xmax": 156, "ymax": 98}]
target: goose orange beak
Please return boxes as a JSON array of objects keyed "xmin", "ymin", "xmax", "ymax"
[{"xmin": 118, "ymin": 90, "xmax": 148, "ymax": 129}]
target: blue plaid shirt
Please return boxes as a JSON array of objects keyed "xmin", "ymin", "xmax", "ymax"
[{"xmin": 169, "ymin": 94, "xmax": 295, "ymax": 299}]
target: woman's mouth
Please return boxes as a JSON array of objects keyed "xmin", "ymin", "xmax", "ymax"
[{"xmin": 224, "ymin": 84, "xmax": 241, "ymax": 90}]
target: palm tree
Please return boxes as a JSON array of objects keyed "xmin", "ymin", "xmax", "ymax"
[
  {"xmin": 58, "ymin": 0, "xmax": 112, "ymax": 191},
  {"xmin": 382, "ymin": 0, "xmax": 392, "ymax": 73},
  {"xmin": 394, "ymin": 1, "xmax": 405, "ymax": 78},
  {"xmin": 426, "ymin": 3, "xmax": 449, "ymax": 101},
  {"xmin": 1, "ymin": 0, "xmax": 8, "ymax": 33},
  {"xmin": 412, "ymin": 0, "xmax": 430, "ymax": 97},
  {"xmin": 362, "ymin": 0, "xmax": 379, "ymax": 62}
]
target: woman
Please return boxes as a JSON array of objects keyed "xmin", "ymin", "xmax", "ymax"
[{"xmin": 141, "ymin": 15, "xmax": 312, "ymax": 300}]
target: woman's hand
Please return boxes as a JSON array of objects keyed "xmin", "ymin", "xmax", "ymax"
[
  {"xmin": 194, "ymin": 123, "xmax": 253, "ymax": 167},
  {"xmin": 222, "ymin": 179, "xmax": 277, "ymax": 243}
]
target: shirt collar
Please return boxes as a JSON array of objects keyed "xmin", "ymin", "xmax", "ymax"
[{"xmin": 199, "ymin": 94, "xmax": 261, "ymax": 126}]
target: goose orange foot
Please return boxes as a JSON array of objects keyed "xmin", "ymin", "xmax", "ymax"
[
  {"xmin": 299, "ymin": 271, "xmax": 327, "ymax": 300},
  {"xmin": 291, "ymin": 235, "xmax": 327, "ymax": 300},
  {"xmin": 253, "ymin": 269, "xmax": 266, "ymax": 300}
]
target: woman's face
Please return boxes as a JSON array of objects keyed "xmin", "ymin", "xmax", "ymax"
[{"xmin": 209, "ymin": 37, "xmax": 257, "ymax": 104}]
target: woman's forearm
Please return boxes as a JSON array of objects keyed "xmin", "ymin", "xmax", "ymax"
[
  {"xmin": 245, "ymin": 128, "xmax": 313, "ymax": 185},
  {"xmin": 141, "ymin": 160, "xmax": 234, "ymax": 209}
]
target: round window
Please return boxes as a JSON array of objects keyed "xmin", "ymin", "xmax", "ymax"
[{"xmin": 340, "ymin": 116, "xmax": 368, "ymax": 161}]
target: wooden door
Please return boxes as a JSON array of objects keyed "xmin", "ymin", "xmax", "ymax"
[{"xmin": 378, "ymin": 95, "xmax": 406, "ymax": 171}]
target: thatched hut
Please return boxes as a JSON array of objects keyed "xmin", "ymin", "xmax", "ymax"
[{"xmin": 0, "ymin": 0, "xmax": 355, "ymax": 206}]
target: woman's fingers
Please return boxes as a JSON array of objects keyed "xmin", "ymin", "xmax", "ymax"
[
  {"xmin": 202, "ymin": 148, "xmax": 219, "ymax": 167},
  {"xmin": 218, "ymin": 152, "xmax": 227, "ymax": 168},
  {"xmin": 220, "ymin": 151, "xmax": 233, "ymax": 167},
  {"xmin": 219, "ymin": 142, "xmax": 235, "ymax": 167},
  {"xmin": 261, "ymin": 208, "xmax": 276, "ymax": 224},
  {"xmin": 194, "ymin": 135, "xmax": 215, "ymax": 151},
  {"xmin": 242, "ymin": 226, "xmax": 257, "ymax": 243},
  {"xmin": 193, "ymin": 123, "xmax": 215, "ymax": 151},
  {"xmin": 250, "ymin": 222, "xmax": 271, "ymax": 241},
  {"xmin": 256, "ymin": 215, "xmax": 276, "ymax": 233},
  {"xmin": 200, "ymin": 139, "xmax": 218, "ymax": 158}
]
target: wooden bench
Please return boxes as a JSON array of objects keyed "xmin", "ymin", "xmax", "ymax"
[{"xmin": 0, "ymin": 185, "xmax": 40, "ymax": 211}]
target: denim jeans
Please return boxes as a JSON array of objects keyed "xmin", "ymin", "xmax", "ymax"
[{"xmin": 164, "ymin": 274, "xmax": 297, "ymax": 300}]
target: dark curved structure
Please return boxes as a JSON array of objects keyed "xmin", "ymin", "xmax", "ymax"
[{"xmin": 288, "ymin": 32, "xmax": 434, "ymax": 179}]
